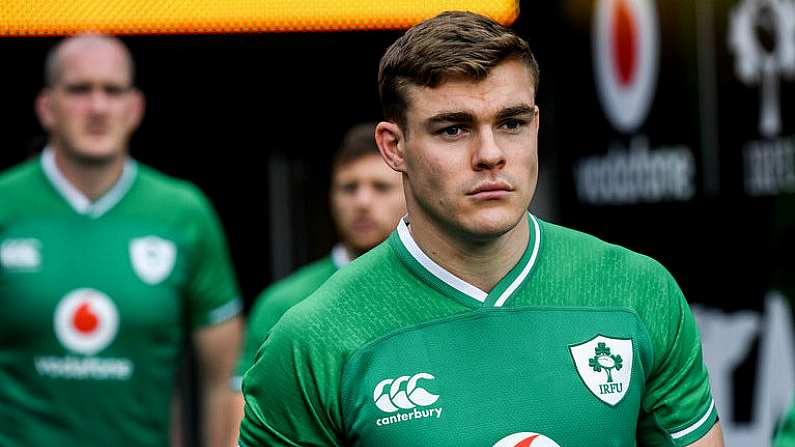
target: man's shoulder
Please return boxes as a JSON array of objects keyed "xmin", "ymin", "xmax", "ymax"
[
  {"xmin": 0, "ymin": 158, "xmax": 41, "ymax": 193},
  {"xmin": 131, "ymin": 163, "xmax": 213, "ymax": 213},
  {"xmin": 268, "ymin": 242, "xmax": 405, "ymax": 347},
  {"xmin": 541, "ymin": 219, "xmax": 671, "ymax": 280},
  {"xmin": 255, "ymin": 256, "xmax": 337, "ymax": 311},
  {"xmin": 0, "ymin": 158, "xmax": 48, "ymax": 218}
]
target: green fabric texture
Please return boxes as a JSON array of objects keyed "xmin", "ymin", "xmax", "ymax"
[
  {"xmin": 240, "ymin": 215, "xmax": 716, "ymax": 446},
  {"xmin": 775, "ymin": 394, "xmax": 795, "ymax": 447},
  {"xmin": 0, "ymin": 155, "xmax": 240, "ymax": 446},
  {"xmin": 235, "ymin": 256, "xmax": 337, "ymax": 379}
]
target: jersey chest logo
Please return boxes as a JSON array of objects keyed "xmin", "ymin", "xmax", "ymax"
[
  {"xmin": 569, "ymin": 335, "xmax": 633, "ymax": 406},
  {"xmin": 0, "ymin": 238, "xmax": 41, "ymax": 270},
  {"xmin": 54, "ymin": 288, "xmax": 119, "ymax": 355},
  {"xmin": 130, "ymin": 236, "xmax": 176, "ymax": 285},
  {"xmin": 493, "ymin": 432, "xmax": 561, "ymax": 447}
]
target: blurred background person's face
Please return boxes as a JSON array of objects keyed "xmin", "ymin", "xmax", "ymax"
[
  {"xmin": 36, "ymin": 38, "xmax": 143, "ymax": 165},
  {"xmin": 331, "ymin": 153, "xmax": 405, "ymax": 257}
]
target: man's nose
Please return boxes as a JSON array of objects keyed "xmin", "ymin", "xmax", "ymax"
[{"xmin": 473, "ymin": 127, "xmax": 506, "ymax": 171}]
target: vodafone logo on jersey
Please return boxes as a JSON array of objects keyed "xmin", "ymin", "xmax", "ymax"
[
  {"xmin": 493, "ymin": 432, "xmax": 561, "ymax": 447},
  {"xmin": 593, "ymin": 0, "xmax": 660, "ymax": 133},
  {"xmin": 54, "ymin": 288, "xmax": 119, "ymax": 355}
]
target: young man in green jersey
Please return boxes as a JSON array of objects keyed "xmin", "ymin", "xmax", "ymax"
[
  {"xmin": 227, "ymin": 123, "xmax": 405, "ymax": 440},
  {"xmin": 239, "ymin": 11, "xmax": 724, "ymax": 446},
  {"xmin": 0, "ymin": 34, "xmax": 242, "ymax": 446}
]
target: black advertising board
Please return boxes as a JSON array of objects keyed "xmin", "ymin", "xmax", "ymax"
[{"xmin": 545, "ymin": 0, "xmax": 795, "ymax": 443}]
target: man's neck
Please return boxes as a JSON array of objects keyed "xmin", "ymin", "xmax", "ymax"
[
  {"xmin": 406, "ymin": 212, "xmax": 530, "ymax": 293},
  {"xmin": 51, "ymin": 146, "xmax": 126, "ymax": 202}
]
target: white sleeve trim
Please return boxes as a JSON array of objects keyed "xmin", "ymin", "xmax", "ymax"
[
  {"xmin": 207, "ymin": 298, "xmax": 243, "ymax": 324},
  {"xmin": 670, "ymin": 399, "xmax": 716, "ymax": 440},
  {"xmin": 229, "ymin": 375, "xmax": 243, "ymax": 392}
]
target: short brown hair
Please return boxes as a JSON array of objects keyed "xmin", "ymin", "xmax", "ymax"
[
  {"xmin": 378, "ymin": 11, "xmax": 539, "ymax": 130},
  {"xmin": 331, "ymin": 122, "xmax": 380, "ymax": 174}
]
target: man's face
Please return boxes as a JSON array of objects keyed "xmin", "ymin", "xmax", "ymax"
[
  {"xmin": 331, "ymin": 154, "xmax": 405, "ymax": 256},
  {"xmin": 395, "ymin": 59, "xmax": 539, "ymax": 241},
  {"xmin": 36, "ymin": 39, "xmax": 143, "ymax": 164}
]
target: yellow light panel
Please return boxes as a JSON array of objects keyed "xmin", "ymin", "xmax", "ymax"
[{"xmin": 0, "ymin": 0, "xmax": 519, "ymax": 35}]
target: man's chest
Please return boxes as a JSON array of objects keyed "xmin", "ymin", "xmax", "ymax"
[
  {"xmin": 0, "ymin": 216, "xmax": 190, "ymax": 347},
  {"xmin": 341, "ymin": 308, "xmax": 652, "ymax": 446}
]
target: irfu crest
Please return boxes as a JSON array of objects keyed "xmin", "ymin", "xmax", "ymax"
[
  {"xmin": 570, "ymin": 335, "xmax": 633, "ymax": 406},
  {"xmin": 130, "ymin": 236, "xmax": 176, "ymax": 285},
  {"xmin": 589, "ymin": 342, "xmax": 623, "ymax": 383}
]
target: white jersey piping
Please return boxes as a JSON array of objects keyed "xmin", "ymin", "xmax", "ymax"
[
  {"xmin": 396, "ymin": 218, "xmax": 488, "ymax": 303},
  {"xmin": 670, "ymin": 399, "xmax": 716, "ymax": 440},
  {"xmin": 494, "ymin": 214, "xmax": 541, "ymax": 307},
  {"xmin": 41, "ymin": 147, "xmax": 137, "ymax": 219}
]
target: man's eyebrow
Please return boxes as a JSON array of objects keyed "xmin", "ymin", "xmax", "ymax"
[
  {"xmin": 426, "ymin": 111, "xmax": 475, "ymax": 126},
  {"xmin": 496, "ymin": 105, "xmax": 537, "ymax": 121}
]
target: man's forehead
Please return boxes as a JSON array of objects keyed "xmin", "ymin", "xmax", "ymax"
[
  {"xmin": 57, "ymin": 37, "xmax": 132, "ymax": 82},
  {"xmin": 403, "ymin": 63, "xmax": 536, "ymax": 121}
]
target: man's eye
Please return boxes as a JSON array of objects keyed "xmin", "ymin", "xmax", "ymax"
[
  {"xmin": 64, "ymin": 84, "xmax": 92, "ymax": 95},
  {"xmin": 502, "ymin": 119, "xmax": 525, "ymax": 130},
  {"xmin": 373, "ymin": 182, "xmax": 394, "ymax": 193},
  {"xmin": 104, "ymin": 85, "xmax": 128, "ymax": 96},
  {"xmin": 439, "ymin": 126, "xmax": 464, "ymax": 137}
]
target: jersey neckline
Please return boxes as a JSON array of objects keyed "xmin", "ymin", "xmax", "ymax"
[
  {"xmin": 331, "ymin": 244, "xmax": 352, "ymax": 269},
  {"xmin": 40, "ymin": 147, "xmax": 138, "ymax": 219},
  {"xmin": 389, "ymin": 213, "xmax": 542, "ymax": 309}
]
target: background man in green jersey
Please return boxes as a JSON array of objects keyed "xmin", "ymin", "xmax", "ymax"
[
  {"xmin": 240, "ymin": 11, "xmax": 724, "ymax": 446},
  {"xmin": 227, "ymin": 122, "xmax": 405, "ymax": 441},
  {"xmin": 0, "ymin": 34, "xmax": 242, "ymax": 445}
]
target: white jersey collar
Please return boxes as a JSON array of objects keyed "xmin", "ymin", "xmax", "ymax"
[
  {"xmin": 41, "ymin": 147, "xmax": 137, "ymax": 219},
  {"xmin": 395, "ymin": 213, "xmax": 542, "ymax": 307},
  {"xmin": 331, "ymin": 244, "xmax": 353, "ymax": 269}
]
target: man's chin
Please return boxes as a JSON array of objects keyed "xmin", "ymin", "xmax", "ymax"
[
  {"xmin": 63, "ymin": 145, "xmax": 125, "ymax": 166},
  {"xmin": 457, "ymin": 209, "xmax": 526, "ymax": 241}
]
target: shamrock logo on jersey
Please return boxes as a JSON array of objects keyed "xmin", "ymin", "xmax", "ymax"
[
  {"xmin": 130, "ymin": 236, "xmax": 176, "ymax": 285},
  {"xmin": 569, "ymin": 335, "xmax": 633, "ymax": 406},
  {"xmin": 588, "ymin": 342, "xmax": 623, "ymax": 383}
]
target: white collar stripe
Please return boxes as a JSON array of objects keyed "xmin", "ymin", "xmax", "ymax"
[
  {"xmin": 494, "ymin": 213, "xmax": 542, "ymax": 307},
  {"xmin": 41, "ymin": 147, "xmax": 137, "ymax": 218},
  {"xmin": 670, "ymin": 399, "xmax": 716, "ymax": 440},
  {"xmin": 396, "ymin": 220, "xmax": 488, "ymax": 303},
  {"xmin": 331, "ymin": 244, "xmax": 352, "ymax": 269}
]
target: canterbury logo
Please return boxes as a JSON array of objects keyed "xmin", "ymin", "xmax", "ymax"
[{"xmin": 373, "ymin": 372, "xmax": 440, "ymax": 413}]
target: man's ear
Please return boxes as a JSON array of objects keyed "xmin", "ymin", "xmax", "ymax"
[
  {"xmin": 35, "ymin": 89, "xmax": 54, "ymax": 130},
  {"xmin": 375, "ymin": 121, "xmax": 407, "ymax": 173},
  {"xmin": 126, "ymin": 88, "xmax": 145, "ymax": 131}
]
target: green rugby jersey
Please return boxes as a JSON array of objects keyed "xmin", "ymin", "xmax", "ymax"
[
  {"xmin": 232, "ymin": 246, "xmax": 348, "ymax": 388},
  {"xmin": 0, "ymin": 150, "xmax": 241, "ymax": 446},
  {"xmin": 775, "ymin": 395, "xmax": 795, "ymax": 447},
  {"xmin": 240, "ymin": 214, "xmax": 717, "ymax": 447}
]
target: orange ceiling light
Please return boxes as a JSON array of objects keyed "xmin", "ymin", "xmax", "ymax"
[{"xmin": 0, "ymin": 0, "xmax": 519, "ymax": 35}]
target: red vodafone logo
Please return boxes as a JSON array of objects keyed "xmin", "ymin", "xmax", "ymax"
[
  {"xmin": 493, "ymin": 432, "xmax": 561, "ymax": 447},
  {"xmin": 593, "ymin": 0, "xmax": 659, "ymax": 133},
  {"xmin": 54, "ymin": 288, "xmax": 119, "ymax": 355}
]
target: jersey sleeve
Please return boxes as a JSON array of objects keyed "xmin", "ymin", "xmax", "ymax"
[
  {"xmin": 231, "ymin": 288, "xmax": 279, "ymax": 390},
  {"xmin": 239, "ymin": 307, "xmax": 345, "ymax": 447},
  {"xmin": 184, "ymin": 187, "xmax": 241, "ymax": 329},
  {"xmin": 775, "ymin": 394, "xmax": 795, "ymax": 447},
  {"xmin": 638, "ymin": 270, "xmax": 718, "ymax": 446}
]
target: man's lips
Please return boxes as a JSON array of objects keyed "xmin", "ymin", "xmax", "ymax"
[{"xmin": 467, "ymin": 182, "xmax": 513, "ymax": 199}]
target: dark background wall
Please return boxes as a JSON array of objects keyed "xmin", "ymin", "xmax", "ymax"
[{"xmin": 1, "ymin": 1, "xmax": 793, "ymax": 444}]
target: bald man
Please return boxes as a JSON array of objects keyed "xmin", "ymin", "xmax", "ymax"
[{"xmin": 0, "ymin": 35, "xmax": 242, "ymax": 446}]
